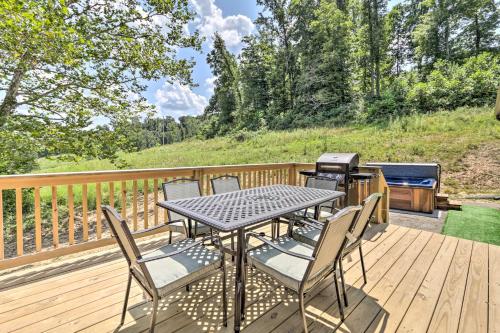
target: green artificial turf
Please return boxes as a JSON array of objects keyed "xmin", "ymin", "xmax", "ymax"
[{"xmin": 442, "ymin": 205, "xmax": 500, "ymax": 245}]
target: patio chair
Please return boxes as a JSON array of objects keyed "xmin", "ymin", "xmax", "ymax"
[
  {"xmin": 102, "ymin": 206, "xmax": 227, "ymax": 333},
  {"xmin": 211, "ymin": 175, "xmax": 241, "ymax": 260},
  {"xmin": 162, "ymin": 178, "xmax": 212, "ymax": 241},
  {"xmin": 291, "ymin": 192, "xmax": 382, "ymax": 306},
  {"xmin": 246, "ymin": 206, "xmax": 361, "ymax": 332},
  {"xmin": 286, "ymin": 176, "xmax": 340, "ymax": 224}
]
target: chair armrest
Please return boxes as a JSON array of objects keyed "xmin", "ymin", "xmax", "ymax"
[
  {"xmin": 245, "ymin": 232, "xmax": 314, "ymax": 262},
  {"xmin": 131, "ymin": 224, "xmax": 172, "ymax": 237},
  {"xmin": 299, "ymin": 218, "xmax": 324, "ymax": 230},
  {"xmin": 137, "ymin": 239, "xmax": 204, "ymax": 264}
]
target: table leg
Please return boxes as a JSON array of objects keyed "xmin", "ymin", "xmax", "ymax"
[
  {"xmin": 234, "ymin": 229, "xmax": 246, "ymax": 332},
  {"xmin": 187, "ymin": 219, "xmax": 193, "ymax": 239}
]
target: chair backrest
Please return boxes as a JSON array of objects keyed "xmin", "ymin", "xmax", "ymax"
[
  {"xmin": 162, "ymin": 179, "xmax": 201, "ymax": 222},
  {"xmin": 305, "ymin": 176, "xmax": 338, "ymax": 191},
  {"xmin": 350, "ymin": 193, "xmax": 382, "ymax": 240},
  {"xmin": 305, "ymin": 206, "xmax": 361, "ymax": 280},
  {"xmin": 211, "ymin": 175, "xmax": 241, "ymax": 194},
  {"xmin": 102, "ymin": 205, "xmax": 141, "ymax": 265},
  {"xmin": 305, "ymin": 176, "xmax": 339, "ymax": 211}
]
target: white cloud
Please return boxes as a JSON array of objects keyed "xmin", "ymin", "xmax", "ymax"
[
  {"xmin": 204, "ymin": 76, "xmax": 216, "ymax": 94},
  {"xmin": 190, "ymin": 0, "xmax": 254, "ymax": 50},
  {"xmin": 154, "ymin": 82, "xmax": 208, "ymax": 119}
]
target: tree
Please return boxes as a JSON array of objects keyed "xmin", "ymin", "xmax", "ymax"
[
  {"xmin": 238, "ymin": 35, "xmax": 273, "ymax": 130},
  {"xmin": 256, "ymin": 0, "xmax": 298, "ymax": 116},
  {"xmin": 179, "ymin": 115, "xmax": 202, "ymax": 139},
  {"xmin": 203, "ymin": 33, "xmax": 241, "ymax": 137},
  {"xmin": 0, "ymin": 0, "xmax": 200, "ymax": 172}
]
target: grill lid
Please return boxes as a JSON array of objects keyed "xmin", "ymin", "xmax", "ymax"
[{"xmin": 317, "ymin": 153, "xmax": 359, "ymax": 168}]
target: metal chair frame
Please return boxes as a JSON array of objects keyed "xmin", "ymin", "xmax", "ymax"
[
  {"xmin": 161, "ymin": 178, "xmax": 211, "ymax": 240},
  {"xmin": 102, "ymin": 206, "xmax": 227, "ymax": 333},
  {"xmin": 246, "ymin": 206, "xmax": 361, "ymax": 333},
  {"xmin": 210, "ymin": 175, "xmax": 241, "ymax": 260}
]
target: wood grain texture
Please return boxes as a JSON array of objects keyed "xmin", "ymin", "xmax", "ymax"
[
  {"xmin": 458, "ymin": 241, "xmax": 489, "ymax": 333},
  {"xmin": 0, "ymin": 225, "xmax": 497, "ymax": 332},
  {"xmin": 34, "ymin": 187, "xmax": 42, "ymax": 252},
  {"xmin": 427, "ymin": 238, "xmax": 473, "ymax": 333}
]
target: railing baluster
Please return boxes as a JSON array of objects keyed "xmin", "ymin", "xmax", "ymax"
[
  {"xmin": 82, "ymin": 184, "xmax": 88, "ymax": 241},
  {"xmin": 96, "ymin": 183, "xmax": 102, "ymax": 239},
  {"xmin": 68, "ymin": 185, "xmax": 75, "ymax": 245},
  {"xmin": 0, "ymin": 190, "xmax": 3, "ymax": 259},
  {"xmin": 34, "ymin": 187, "xmax": 42, "ymax": 252},
  {"xmin": 163, "ymin": 178, "xmax": 168, "ymax": 223},
  {"xmin": 133, "ymin": 180, "xmax": 138, "ymax": 231},
  {"xmin": 153, "ymin": 179, "xmax": 158, "ymax": 226},
  {"xmin": 121, "ymin": 181, "xmax": 127, "ymax": 218},
  {"xmin": 15, "ymin": 188, "xmax": 23, "ymax": 256},
  {"xmin": 51, "ymin": 186, "xmax": 59, "ymax": 248},
  {"xmin": 143, "ymin": 179, "xmax": 148, "ymax": 229},
  {"xmin": 109, "ymin": 182, "xmax": 114, "ymax": 209}
]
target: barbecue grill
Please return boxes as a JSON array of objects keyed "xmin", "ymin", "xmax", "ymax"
[{"xmin": 300, "ymin": 153, "xmax": 376, "ymax": 207}]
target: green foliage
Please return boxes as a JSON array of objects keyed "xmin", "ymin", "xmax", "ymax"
[
  {"xmin": 406, "ymin": 52, "xmax": 500, "ymax": 111},
  {"xmin": 0, "ymin": 0, "xmax": 201, "ymax": 174},
  {"xmin": 200, "ymin": 0, "xmax": 499, "ymax": 136}
]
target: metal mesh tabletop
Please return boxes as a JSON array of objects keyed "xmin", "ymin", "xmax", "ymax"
[{"xmin": 157, "ymin": 185, "xmax": 344, "ymax": 232}]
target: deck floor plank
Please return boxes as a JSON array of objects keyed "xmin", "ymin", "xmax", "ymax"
[
  {"xmin": 426, "ymin": 238, "xmax": 473, "ymax": 333},
  {"xmin": 490, "ymin": 244, "xmax": 500, "ymax": 333},
  {"xmin": 458, "ymin": 241, "xmax": 489, "ymax": 333},
  {"xmin": 0, "ymin": 225, "xmax": 497, "ymax": 333},
  {"xmin": 304, "ymin": 228, "xmax": 421, "ymax": 333}
]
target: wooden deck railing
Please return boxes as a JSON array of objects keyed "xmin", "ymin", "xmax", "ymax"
[{"xmin": 0, "ymin": 162, "xmax": 389, "ymax": 269}]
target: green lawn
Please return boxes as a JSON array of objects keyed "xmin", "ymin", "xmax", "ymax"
[
  {"xmin": 442, "ymin": 205, "xmax": 500, "ymax": 245},
  {"xmin": 36, "ymin": 106, "xmax": 500, "ymax": 201}
]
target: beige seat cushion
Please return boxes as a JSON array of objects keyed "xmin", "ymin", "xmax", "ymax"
[
  {"xmin": 292, "ymin": 225, "xmax": 322, "ymax": 247},
  {"xmin": 286, "ymin": 209, "xmax": 333, "ymax": 222},
  {"xmin": 135, "ymin": 238, "xmax": 221, "ymax": 296},
  {"xmin": 247, "ymin": 236, "xmax": 331, "ymax": 292}
]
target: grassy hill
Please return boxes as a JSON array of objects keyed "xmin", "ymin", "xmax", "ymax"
[{"xmin": 38, "ymin": 107, "xmax": 500, "ymax": 195}]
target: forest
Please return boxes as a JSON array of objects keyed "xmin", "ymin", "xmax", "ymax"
[
  {"xmin": 0, "ymin": 0, "xmax": 499, "ymax": 170},
  {"xmin": 199, "ymin": 0, "xmax": 499, "ymax": 138},
  {"xmin": 123, "ymin": 0, "xmax": 500, "ymax": 146}
]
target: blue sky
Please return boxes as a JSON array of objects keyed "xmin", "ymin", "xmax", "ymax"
[{"xmin": 148, "ymin": 0, "xmax": 402, "ymax": 120}]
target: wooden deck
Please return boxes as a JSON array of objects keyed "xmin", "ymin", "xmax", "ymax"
[{"xmin": 0, "ymin": 223, "xmax": 498, "ymax": 333}]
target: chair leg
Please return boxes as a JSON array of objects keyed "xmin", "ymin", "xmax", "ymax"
[
  {"xmin": 149, "ymin": 295, "xmax": 159, "ymax": 333},
  {"xmin": 120, "ymin": 273, "xmax": 132, "ymax": 326},
  {"xmin": 338, "ymin": 258, "xmax": 348, "ymax": 307},
  {"xmin": 333, "ymin": 270, "xmax": 345, "ymax": 322},
  {"xmin": 168, "ymin": 231, "xmax": 172, "ymax": 244},
  {"xmin": 221, "ymin": 258, "xmax": 228, "ymax": 327},
  {"xmin": 230, "ymin": 231, "xmax": 235, "ymax": 262},
  {"xmin": 299, "ymin": 293, "xmax": 308, "ymax": 333},
  {"xmin": 359, "ymin": 245, "xmax": 367, "ymax": 284}
]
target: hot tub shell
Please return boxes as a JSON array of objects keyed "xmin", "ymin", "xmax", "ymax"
[{"xmin": 366, "ymin": 163, "xmax": 441, "ymax": 214}]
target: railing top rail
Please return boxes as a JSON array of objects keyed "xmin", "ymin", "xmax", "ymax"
[{"xmin": 0, "ymin": 162, "xmax": 297, "ymax": 189}]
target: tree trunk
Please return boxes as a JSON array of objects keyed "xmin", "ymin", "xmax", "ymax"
[
  {"xmin": 0, "ymin": 63, "xmax": 26, "ymax": 122},
  {"xmin": 373, "ymin": 0, "xmax": 381, "ymax": 97},
  {"xmin": 474, "ymin": 14, "xmax": 480, "ymax": 54},
  {"xmin": 366, "ymin": 0, "xmax": 375, "ymax": 97}
]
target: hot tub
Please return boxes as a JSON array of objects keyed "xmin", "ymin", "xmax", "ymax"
[{"xmin": 366, "ymin": 163, "xmax": 440, "ymax": 213}]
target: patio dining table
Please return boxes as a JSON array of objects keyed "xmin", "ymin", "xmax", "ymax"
[{"xmin": 157, "ymin": 184, "xmax": 344, "ymax": 332}]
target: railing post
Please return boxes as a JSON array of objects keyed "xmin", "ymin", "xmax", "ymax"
[
  {"xmin": 288, "ymin": 164, "xmax": 297, "ymax": 185},
  {"xmin": 0, "ymin": 190, "xmax": 3, "ymax": 260}
]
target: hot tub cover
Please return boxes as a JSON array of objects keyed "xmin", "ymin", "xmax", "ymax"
[{"xmin": 385, "ymin": 177, "xmax": 437, "ymax": 189}]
